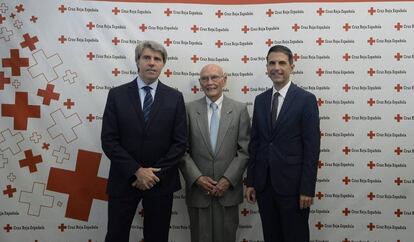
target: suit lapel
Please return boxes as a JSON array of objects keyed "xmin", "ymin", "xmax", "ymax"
[
  {"xmin": 273, "ymin": 83, "xmax": 298, "ymax": 135},
  {"xmin": 126, "ymin": 78, "xmax": 145, "ymax": 128},
  {"xmin": 195, "ymin": 98, "xmax": 214, "ymax": 157},
  {"xmin": 215, "ymin": 96, "xmax": 233, "ymax": 156}
]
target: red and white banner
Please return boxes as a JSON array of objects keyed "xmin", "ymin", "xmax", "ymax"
[{"xmin": 1, "ymin": 0, "xmax": 413, "ymax": 241}]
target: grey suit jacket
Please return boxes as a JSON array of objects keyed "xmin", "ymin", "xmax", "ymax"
[{"xmin": 179, "ymin": 95, "xmax": 250, "ymax": 208}]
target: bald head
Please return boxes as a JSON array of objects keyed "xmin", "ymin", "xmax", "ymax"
[{"xmin": 199, "ymin": 64, "xmax": 227, "ymax": 102}]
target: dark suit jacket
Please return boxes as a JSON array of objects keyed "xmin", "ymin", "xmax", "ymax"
[
  {"xmin": 247, "ymin": 83, "xmax": 320, "ymax": 197},
  {"xmin": 101, "ymin": 79, "xmax": 187, "ymax": 197}
]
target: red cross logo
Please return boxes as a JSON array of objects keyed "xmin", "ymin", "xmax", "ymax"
[
  {"xmin": 394, "ymin": 208, "xmax": 403, "ymax": 217},
  {"xmin": 240, "ymin": 208, "xmax": 249, "ymax": 216},
  {"xmin": 0, "ymin": 14, "xmax": 5, "ymax": 24},
  {"xmin": 367, "ymin": 131, "xmax": 375, "ymax": 139},
  {"xmin": 317, "ymin": 98, "xmax": 324, "ymax": 107},
  {"xmin": 292, "ymin": 23, "xmax": 300, "ymax": 32},
  {"xmin": 2, "ymin": 49, "xmax": 29, "ymax": 76},
  {"xmin": 42, "ymin": 142, "xmax": 50, "ymax": 150},
  {"xmin": 47, "ymin": 150, "xmax": 108, "ymax": 221},
  {"xmin": 367, "ymin": 98, "xmax": 375, "ymax": 106},
  {"xmin": 342, "ymin": 146, "xmax": 350, "ymax": 155},
  {"xmin": 394, "ymin": 84, "xmax": 403, "ymax": 92},
  {"xmin": 3, "ymin": 224, "xmax": 12, "ymax": 232},
  {"xmin": 316, "ymin": 68, "xmax": 324, "ymax": 76},
  {"xmin": 342, "ymin": 23, "xmax": 351, "ymax": 31},
  {"xmin": 3, "ymin": 184, "xmax": 17, "ymax": 198},
  {"xmin": 292, "ymin": 53, "xmax": 300, "ymax": 62},
  {"xmin": 191, "ymin": 25, "xmax": 199, "ymax": 33},
  {"xmin": 0, "ymin": 71, "xmax": 11, "ymax": 90},
  {"xmin": 241, "ymin": 86, "xmax": 249, "ymax": 94},
  {"xmin": 191, "ymin": 55, "xmax": 199, "ymax": 63},
  {"xmin": 215, "ymin": 40, "xmax": 223, "ymax": 48},
  {"xmin": 320, "ymin": 131, "xmax": 324, "ymax": 138},
  {"xmin": 367, "ymin": 37, "xmax": 375, "ymax": 45},
  {"xmin": 394, "ymin": 52, "xmax": 402, "ymax": 61},
  {"xmin": 112, "ymin": 7, "xmax": 120, "ymax": 15},
  {"xmin": 2, "ymin": 92, "xmax": 41, "ymax": 130},
  {"xmin": 367, "ymin": 222, "xmax": 375, "ymax": 231},
  {"xmin": 394, "ymin": 22, "xmax": 403, "ymax": 31},
  {"xmin": 368, "ymin": 7, "xmax": 376, "ymax": 15},
  {"xmin": 164, "ymin": 8, "xmax": 172, "ymax": 16},
  {"xmin": 266, "ymin": 9, "xmax": 273, "ymax": 17},
  {"xmin": 367, "ymin": 192, "xmax": 375, "ymax": 200},
  {"xmin": 164, "ymin": 69, "xmax": 172, "ymax": 77},
  {"xmin": 317, "ymin": 8, "xmax": 325, "ymax": 16},
  {"xmin": 112, "ymin": 68, "xmax": 120, "ymax": 77},
  {"xmin": 87, "ymin": 52, "xmax": 95, "ymax": 61},
  {"xmin": 343, "ymin": 239, "xmax": 350, "ymax": 242},
  {"xmin": 37, "ymin": 84, "xmax": 60, "ymax": 105},
  {"xmin": 265, "ymin": 39, "xmax": 273, "ymax": 47},
  {"xmin": 343, "ymin": 53, "xmax": 350, "ymax": 61},
  {"xmin": 191, "ymin": 85, "xmax": 199, "ymax": 94},
  {"xmin": 342, "ymin": 176, "xmax": 351, "ymax": 185},
  {"xmin": 241, "ymin": 25, "xmax": 249, "ymax": 33},
  {"xmin": 86, "ymin": 114, "xmax": 95, "ymax": 122},
  {"xmin": 394, "ymin": 114, "xmax": 402, "ymax": 122},
  {"xmin": 58, "ymin": 5, "xmax": 67, "ymax": 13},
  {"xmin": 164, "ymin": 38, "xmax": 172, "ymax": 47},
  {"xmin": 19, "ymin": 149, "xmax": 42, "ymax": 173},
  {"xmin": 15, "ymin": 4, "xmax": 24, "ymax": 13},
  {"xmin": 58, "ymin": 223, "xmax": 67, "ymax": 232},
  {"xmin": 112, "ymin": 37, "xmax": 120, "ymax": 45},
  {"xmin": 30, "ymin": 16, "xmax": 38, "ymax": 23},
  {"xmin": 86, "ymin": 83, "xmax": 95, "ymax": 92},
  {"xmin": 86, "ymin": 22, "xmax": 95, "ymax": 30},
  {"xmin": 367, "ymin": 68, "xmax": 375, "ymax": 76},
  {"xmin": 318, "ymin": 160, "xmax": 324, "ymax": 169},
  {"xmin": 215, "ymin": 10, "xmax": 223, "ymax": 18},
  {"xmin": 139, "ymin": 23, "xmax": 147, "ymax": 32},
  {"xmin": 63, "ymin": 99, "xmax": 75, "ymax": 109},
  {"xmin": 241, "ymin": 55, "xmax": 249, "ymax": 63},
  {"xmin": 315, "ymin": 191, "xmax": 324, "ymax": 200},
  {"xmin": 58, "ymin": 35, "xmax": 67, "ymax": 44},
  {"xmin": 316, "ymin": 37, "xmax": 324, "ymax": 46},
  {"xmin": 20, "ymin": 33, "xmax": 39, "ymax": 51},
  {"xmin": 367, "ymin": 161, "xmax": 375, "ymax": 169},
  {"xmin": 342, "ymin": 84, "xmax": 350, "ymax": 92},
  {"xmin": 342, "ymin": 207, "xmax": 350, "ymax": 216},
  {"xmin": 394, "ymin": 177, "xmax": 402, "ymax": 186},
  {"xmin": 342, "ymin": 114, "xmax": 351, "ymax": 122},
  {"xmin": 315, "ymin": 221, "xmax": 324, "ymax": 230}
]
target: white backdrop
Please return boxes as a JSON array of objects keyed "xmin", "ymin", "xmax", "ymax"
[{"xmin": 0, "ymin": 0, "xmax": 413, "ymax": 241}]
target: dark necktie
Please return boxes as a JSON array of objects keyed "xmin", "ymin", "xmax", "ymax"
[
  {"xmin": 271, "ymin": 92, "xmax": 280, "ymax": 129},
  {"xmin": 142, "ymin": 86, "xmax": 153, "ymax": 122}
]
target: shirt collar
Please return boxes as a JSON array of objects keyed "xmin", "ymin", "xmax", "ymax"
[
  {"xmin": 137, "ymin": 76, "xmax": 158, "ymax": 90},
  {"xmin": 273, "ymin": 81, "xmax": 291, "ymax": 98},
  {"xmin": 206, "ymin": 94, "xmax": 224, "ymax": 108}
]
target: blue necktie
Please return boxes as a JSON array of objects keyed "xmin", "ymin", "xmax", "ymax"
[
  {"xmin": 142, "ymin": 86, "xmax": 153, "ymax": 122},
  {"xmin": 210, "ymin": 103, "xmax": 219, "ymax": 152}
]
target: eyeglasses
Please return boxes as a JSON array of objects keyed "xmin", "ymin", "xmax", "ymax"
[{"xmin": 199, "ymin": 75, "xmax": 223, "ymax": 82}]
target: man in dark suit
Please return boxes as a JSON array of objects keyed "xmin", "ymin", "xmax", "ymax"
[
  {"xmin": 101, "ymin": 40, "xmax": 187, "ymax": 242},
  {"xmin": 245, "ymin": 45, "xmax": 320, "ymax": 242}
]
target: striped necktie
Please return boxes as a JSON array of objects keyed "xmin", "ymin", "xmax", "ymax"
[{"xmin": 142, "ymin": 86, "xmax": 153, "ymax": 122}]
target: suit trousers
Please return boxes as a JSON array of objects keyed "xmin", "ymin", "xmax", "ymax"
[
  {"xmin": 105, "ymin": 193, "xmax": 173, "ymax": 242},
  {"xmin": 188, "ymin": 199, "xmax": 239, "ymax": 242},
  {"xmin": 256, "ymin": 174, "xmax": 310, "ymax": 242}
]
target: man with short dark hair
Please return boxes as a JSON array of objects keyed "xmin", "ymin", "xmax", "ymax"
[
  {"xmin": 101, "ymin": 40, "xmax": 187, "ymax": 242},
  {"xmin": 246, "ymin": 45, "xmax": 320, "ymax": 242}
]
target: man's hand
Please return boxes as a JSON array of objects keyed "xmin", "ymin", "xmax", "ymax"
[
  {"xmin": 211, "ymin": 177, "xmax": 231, "ymax": 197},
  {"xmin": 245, "ymin": 187, "xmax": 256, "ymax": 204},
  {"xmin": 299, "ymin": 195, "xmax": 313, "ymax": 209},
  {"xmin": 196, "ymin": 176, "xmax": 217, "ymax": 194},
  {"xmin": 132, "ymin": 167, "xmax": 161, "ymax": 190}
]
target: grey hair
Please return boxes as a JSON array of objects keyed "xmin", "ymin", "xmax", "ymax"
[{"xmin": 135, "ymin": 40, "xmax": 167, "ymax": 63}]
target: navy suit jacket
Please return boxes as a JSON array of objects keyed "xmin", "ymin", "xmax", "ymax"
[
  {"xmin": 101, "ymin": 79, "xmax": 187, "ymax": 197},
  {"xmin": 247, "ymin": 83, "xmax": 320, "ymax": 197}
]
